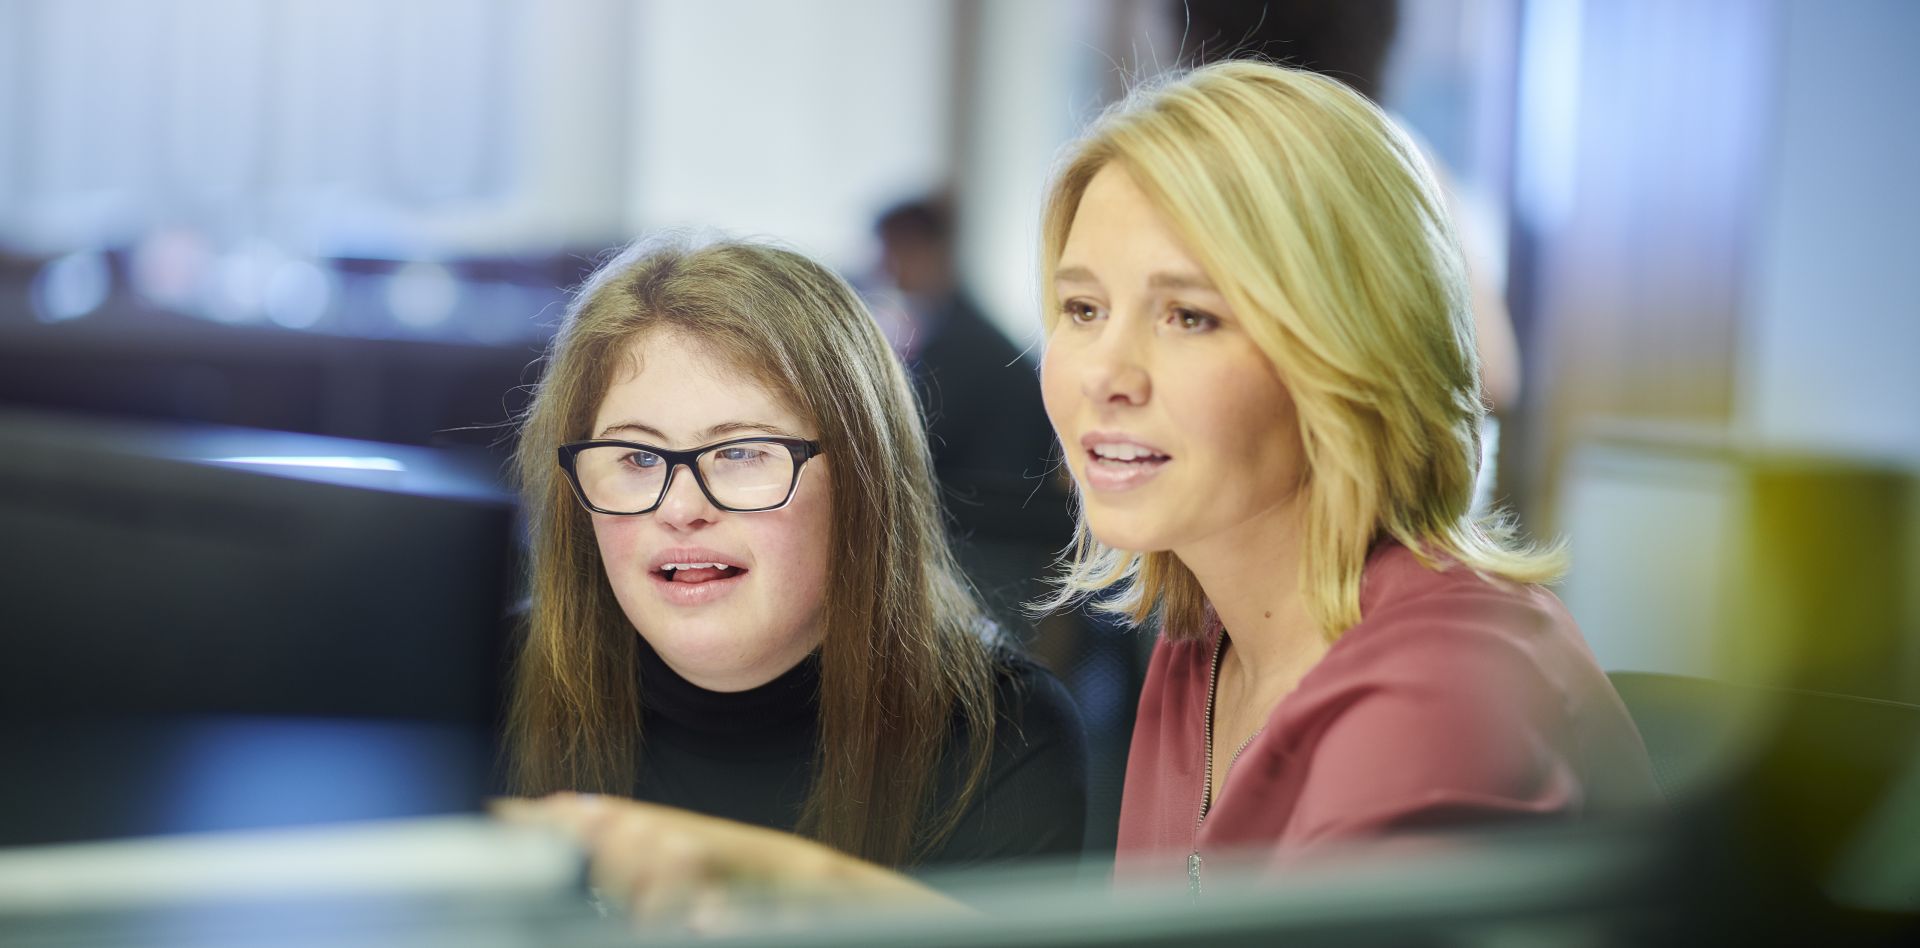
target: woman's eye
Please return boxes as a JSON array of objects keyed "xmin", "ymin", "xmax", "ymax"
[
  {"xmin": 1170, "ymin": 307, "xmax": 1220, "ymax": 332},
  {"xmin": 715, "ymin": 447, "xmax": 767, "ymax": 463},
  {"xmin": 623, "ymin": 451, "xmax": 663, "ymax": 469},
  {"xmin": 1062, "ymin": 299, "xmax": 1102, "ymax": 324}
]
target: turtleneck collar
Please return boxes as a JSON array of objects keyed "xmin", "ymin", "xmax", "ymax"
[{"xmin": 635, "ymin": 635, "xmax": 820, "ymax": 738}]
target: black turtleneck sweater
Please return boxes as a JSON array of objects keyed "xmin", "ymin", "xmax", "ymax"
[{"xmin": 631, "ymin": 637, "xmax": 1088, "ymax": 867}]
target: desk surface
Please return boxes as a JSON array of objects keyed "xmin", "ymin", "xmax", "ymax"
[{"xmin": 0, "ymin": 816, "xmax": 598, "ymax": 948}]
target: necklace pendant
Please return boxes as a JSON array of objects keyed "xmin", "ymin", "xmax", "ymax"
[{"xmin": 1187, "ymin": 851, "xmax": 1203, "ymax": 897}]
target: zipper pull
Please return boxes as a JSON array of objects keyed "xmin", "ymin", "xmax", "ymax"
[{"xmin": 1187, "ymin": 851, "xmax": 1203, "ymax": 897}]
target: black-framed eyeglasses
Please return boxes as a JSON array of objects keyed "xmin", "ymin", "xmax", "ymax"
[{"xmin": 557, "ymin": 436, "xmax": 824, "ymax": 515}]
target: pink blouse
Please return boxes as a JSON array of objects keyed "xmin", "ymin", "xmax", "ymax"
[{"xmin": 1114, "ymin": 542, "xmax": 1656, "ymax": 888}]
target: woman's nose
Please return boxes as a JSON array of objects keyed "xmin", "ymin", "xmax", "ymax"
[
  {"xmin": 1080, "ymin": 323, "xmax": 1151, "ymax": 408},
  {"xmin": 652, "ymin": 462, "xmax": 720, "ymax": 530}
]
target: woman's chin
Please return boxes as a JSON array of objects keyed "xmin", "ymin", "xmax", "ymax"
[
  {"xmin": 1084, "ymin": 515, "xmax": 1178, "ymax": 556},
  {"xmin": 643, "ymin": 632, "xmax": 804, "ymax": 692}
]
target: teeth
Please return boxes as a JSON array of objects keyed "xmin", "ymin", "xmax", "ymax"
[
  {"xmin": 662, "ymin": 562, "xmax": 730, "ymax": 571},
  {"xmin": 1092, "ymin": 443, "xmax": 1159, "ymax": 461}
]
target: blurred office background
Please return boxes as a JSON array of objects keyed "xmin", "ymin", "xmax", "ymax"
[{"xmin": 2, "ymin": 0, "xmax": 1916, "ymax": 904}]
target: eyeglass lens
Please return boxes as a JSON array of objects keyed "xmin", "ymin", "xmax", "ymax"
[{"xmin": 573, "ymin": 442, "xmax": 799, "ymax": 512}]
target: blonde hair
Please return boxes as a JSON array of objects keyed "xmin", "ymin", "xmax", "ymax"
[
  {"xmin": 1040, "ymin": 61, "xmax": 1565, "ymax": 640},
  {"xmin": 507, "ymin": 237, "xmax": 998, "ymax": 866}
]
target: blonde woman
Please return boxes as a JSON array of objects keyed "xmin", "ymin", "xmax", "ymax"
[
  {"xmin": 502, "ymin": 238, "xmax": 1086, "ymax": 883},
  {"xmin": 1037, "ymin": 60, "xmax": 1653, "ymax": 890},
  {"xmin": 506, "ymin": 61, "xmax": 1653, "ymax": 921}
]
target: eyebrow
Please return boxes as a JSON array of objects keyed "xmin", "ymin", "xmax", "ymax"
[
  {"xmin": 596, "ymin": 420, "xmax": 798, "ymax": 442},
  {"xmin": 1146, "ymin": 271, "xmax": 1220, "ymax": 293},
  {"xmin": 1054, "ymin": 265, "xmax": 1221, "ymax": 294},
  {"xmin": 1054, "ymin": 265, "xmax": 1101, "ymax": 286}
]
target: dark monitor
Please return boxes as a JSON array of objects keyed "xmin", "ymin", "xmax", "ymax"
[{"xmin": 0, "ymin": 410, "xmax": 518, "ymax": 846}]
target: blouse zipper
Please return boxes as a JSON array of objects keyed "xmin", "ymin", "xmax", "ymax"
[{"xmin": 1190, "ymin": 632, "xmax": 1263, "ymax": 897}]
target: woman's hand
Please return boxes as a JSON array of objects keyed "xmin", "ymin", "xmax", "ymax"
[{"xmin": 492, "ymin": 793, "xmax": 960, "ymax": 933}]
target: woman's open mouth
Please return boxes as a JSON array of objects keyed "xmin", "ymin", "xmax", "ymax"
[
  {"xmin": 1083, "ymin": 438, "xmax": 1171, "ymax": 492},
  {"xmin": 653, "ymin": 563, "xmax": 747, "ymax": 585},
  {"xmin": 646, "ymin": 553, "xmax": 751, "ymax": 606}
]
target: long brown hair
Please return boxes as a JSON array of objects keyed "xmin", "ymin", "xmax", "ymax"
[{"xmin": 507, "ymin": 237, "xmax": 1000, "ymax": 866}]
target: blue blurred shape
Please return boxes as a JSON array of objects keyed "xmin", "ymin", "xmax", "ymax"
[
  {"xmin": 156, "ymin": 718, "xmax": 479, "ymax": 835},
  {"xmin": 31, "ymin": 250, "xmax": 112, "ymax": 322},
  {"xmin": 212, "ymin": 455, "xmax": 406, "ymax": 472},
  {"xmin": 387, "ymin": 261, "xmax": 459, "ymax": 329}
]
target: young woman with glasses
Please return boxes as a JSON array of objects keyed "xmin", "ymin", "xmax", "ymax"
[
  {"xmin": 502, "ymin": 238, "xmax": 1086, "ymax": 887},
  {"xmin": 506, "ymin": 60, "xmax": 1654, "ymax": 923}
]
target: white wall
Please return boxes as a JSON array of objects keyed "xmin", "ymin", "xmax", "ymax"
[
  {"xmin": 954, "ymin": 0, "xmax": 1115, "ymax": 350},
  {"xmin": 0, "ymin": 0, "xmax": 957, "ymax": 269},
  {"xmin": 626, "ymin": 0, "xmax": 951, "ymax": 270},
  {"xmin": 1738, "ymin": 0, "xmax": 1920, "ymax": 465},
  {"xmin": 0, "ymin": 0, "xmax": 639, "ymax": 256},
  {"xmin": 1556, "ymin": 446, "xmax": 1752, "ymax": 678},
  {"xmin": 413, "ymin": 0, "xmax": 635, "ymax": 253}
]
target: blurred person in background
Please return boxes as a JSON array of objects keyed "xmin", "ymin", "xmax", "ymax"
[
  {"xmin": 503, "ymin": 62, "xmax": 1653, "ymax": 927},
  {"xmin": 873, "ymin": 195, "xmax": 1055, "ymax": 488},
  {"xmin": 871, "ymin": 195, "xmax": 1076, "ymax": 653},
  {"xmin": 501, "ymin": 238, "xmax": 1086, "ymax": 907}
]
